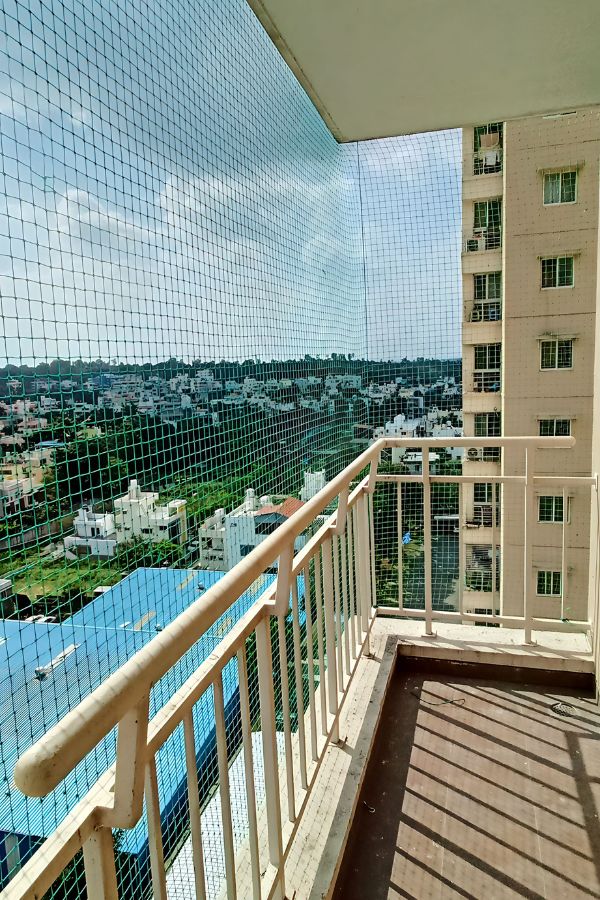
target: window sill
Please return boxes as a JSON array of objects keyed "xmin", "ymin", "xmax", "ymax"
[{"xmin": 540, "ymin": 285, "xmax": 575, "ymax": 291}]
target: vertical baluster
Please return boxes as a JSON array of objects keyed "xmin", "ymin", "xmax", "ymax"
[
  {"xmin": 561, "ymin": 486, "xmax": 567, "ymax": 621},
  {"xmin": 82, "ymin": 828, "xmax": 118, "ymax": 900},
  {"xmin": 458, "ymin": 481, "xmax": 465, "ymax": 618},
  {"xmin": 491, "ymin": 479, "xmax": 497, "ymax": 619},
  {"xmin": 145, "ymin": 756, "xmax": 168, "ymax": 900},
  {"xmin": 237, "ymin": 646, "xmax": 261, "ymax": 899},
  {"xmin": 302, "ymin": 564, "xmax": 318, "ymax": 762},
  {"xmin": 314, "ymin": 551, "xmax": 328, "ymax": 736},
  {"xmin": 357, "ymin": 493, "xmax": 371, "ymax": 653},
  {"xmin": 422, "ymin": 445, "xmax": 434, "ymax": 636},
  {"xmin": 322, "ymin": 537, "xmax": 339, "ymax": 742},
  {"xmin": 340, "ymin": 527, "xmax": 351, "ymax": 678},
  {"xmin": 291, "ymin": 578, "xmax": 308, "ymax": 788},
  {"xmin": 524, "ymin": 446, "xmax": 535, "ymax": 643},
  {"xmin": 397, "ymin": 481, "xmax": 404, "ymax": 610},
  {"xmin": 214, "ymin": 674, "xmax": 237, "ymax": 899},
  {"xmin": 183, "ymin": 712, "xmax": 207, "ymax": 900},
  {"xmin": 332, "ymin": 533, "xmax": 344, "ymax": 692},
  {"xmin": 277, "ymin": 614, "xmax": 295, "ymax": 822},
  {"xmin": 347, "ymin": 506, "xmax": 358, "ymax": 658},
  {"xmin": 256, "ymin": 617, "xmax": 285, "ymax": 900},
  {"xmin": 369, "ymin": 492, "xmax": 377, "ymax": 609}
]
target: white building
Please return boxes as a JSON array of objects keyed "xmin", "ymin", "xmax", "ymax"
[
  {"xmin": 64, "ymin": 507, "xmax": 118, "ymax": 558},
  {"xmin": 300, "ymin": 470, "xmax": 327, "ymax": 501},
  {"xmin": 114, "ymin": 480, "xmax": 188, "ymax": 545},
  {"xmin": 198, "ymin": 488, "xmax": 305, "ymax": 570}
]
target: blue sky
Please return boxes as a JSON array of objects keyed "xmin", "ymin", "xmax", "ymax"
[{"xmin": 0, "ymin": 0, "xmax": 462, "ymax": 367}]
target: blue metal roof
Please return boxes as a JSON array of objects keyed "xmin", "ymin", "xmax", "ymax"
[{"xmin": 0, "ymin": 568, "xmax": 278, "ymax": 853}]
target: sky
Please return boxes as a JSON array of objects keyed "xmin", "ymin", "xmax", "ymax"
[{"xmin": 0, "ymin": 0, "xmax": 462, "ymax": 368}]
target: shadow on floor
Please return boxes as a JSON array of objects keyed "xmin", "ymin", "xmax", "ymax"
[{"xmin": 333, "ymin": 657, "xmax": 600, "ymax": 900}]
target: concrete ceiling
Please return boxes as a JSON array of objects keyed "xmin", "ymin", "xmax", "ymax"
[{"xmin": 246, "ymin": 0, "xmax": 600, "ymax": 142}]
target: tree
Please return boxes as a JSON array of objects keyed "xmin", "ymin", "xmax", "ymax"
[{"xmin": 114, "ymin": 539, "xmax": 185, "ymax": 570}]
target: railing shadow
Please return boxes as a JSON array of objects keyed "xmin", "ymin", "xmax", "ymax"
[{"xmin": 331, "ymin": 657, "xmax": 600, "ymax": 900}]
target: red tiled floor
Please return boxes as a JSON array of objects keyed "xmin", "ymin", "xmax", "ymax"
[{"xmin": 333, "ymin": 661, "xmax": 600, "ymax": 900}]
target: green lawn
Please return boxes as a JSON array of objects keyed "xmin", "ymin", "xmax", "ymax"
[{"xmin": 13, "ymin": 556, "xmax": 123, "ymax": 601}]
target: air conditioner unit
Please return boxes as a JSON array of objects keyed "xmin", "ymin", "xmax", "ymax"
[{"xmin": 467, "ymin": 447, "xmax": 482, "ymax": 460}]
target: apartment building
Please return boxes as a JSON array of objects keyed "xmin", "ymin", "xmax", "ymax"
[{"xmin": 462, "ymin": 109, "xmax": 600, "ymax": 621}]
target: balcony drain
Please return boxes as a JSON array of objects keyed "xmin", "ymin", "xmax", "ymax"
[{"xmin": 551, "ymin": 701, "xmax": 575, "ymax": 717}]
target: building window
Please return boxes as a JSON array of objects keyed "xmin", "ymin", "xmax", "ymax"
[
  {"xmin": 538, "ymin": 495, "xmax": 567, "ymax": 523},
  {"xmin": 474, "ymin": 344, "xmax": 501, "ymax": 370},
  {"xmin": 473, "ymin": 123, "xmax": 503, "ymax": 152},
  {"xmin": 537, "ymin": 570, "xmax": 562, "ymax": 596},
  {"xmin": 474, "ymin": 412, "xmax": 501, "ymax": 437},
  {"xmin": 473, "ymin": 483, "xmax": 499, "ymax": 503},
  {"xmin": 539, "ymin": 418, "xmax": 571, "ymax": 436},
  {"xmin": 541, "ymin": 255, "xmax": 574, "ymax": 288},
  {"xmin": 474, "ymin": 483, "xmax": 493, "ymax": 504},
  {"xmin": 473, "ymin": 199, "xmax": 502, "ymax": 249},
  {"xmin": 540, "ymin": 339, "xmax": 573, "ymax": 369},
  {"xmin": 472, "ymin": 272, "xmax": 501, "ymax": 321},
  {"xmin": 473, "ymin": 123, "xmax": 503, "ymax": 175},
  {"xmin": 543, "ymin": 171, "xmax": 577, "ymax": 205},
  {"xmin": 473, "ymin": 344, "xmax": 501, "ymax": 392}
]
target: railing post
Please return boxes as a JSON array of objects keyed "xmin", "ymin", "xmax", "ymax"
[
  {"xmin": 111, "ymin": 695, "xmax": 149, "ymax": 829},
  {"xmin": 256, "ymin": 617, "xmax": 285, "ymax": 900},
  {"xmin": 357, "ymin": 492, "xmax": 372, "ymax": 655},
  {"xmin": 274, "ymin": 542, "xmax": 294, "ymax": 615},
  {"xmin": 561, "ymin": 486, "xmax": 567, "ymax": 621},
  {"xmin": 524, "ymin": 446, "xmax": 535, "ymax": 644},
  {"xmin": 322, "ymin": 537, "xmax": 339, "ymax": 743},
  {"xmin": 491, "ymin": 482, "xmax": 497, "ymax": 620},
  {"xmin": 333, "ymin": 486, "xmax": 349, "ymax": 535},
  {"xmin": 422, "ymin": 445, "xmax": 434, "ymax": 636},
  {"xmin": 368, "ymin": 492, "xmax": 377, "ymax": 609},
  {"xmin": 82, "ymin": 828, "xmax": 119, "ymax": 900},
  {"xmin": 458, "ymin": 481, "xmax": 465, "ymax": 618},
  {"xmin": 397, "ymin": 481, "xmax": 404, "ymax": 609}
]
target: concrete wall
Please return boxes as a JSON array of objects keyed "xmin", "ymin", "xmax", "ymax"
[
  {"xmin": 502, "ymin": 109, "xmax": 600, "ymax": 621},
  {"xmin": 462, "ymin": 110, "xmax": 600, "ymax": 623}
]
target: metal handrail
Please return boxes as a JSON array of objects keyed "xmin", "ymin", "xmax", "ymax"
[
  {"xmin": 14, "ymin": 439, "xmax": 382, "ymax": 799},
  {"xmin": 12, "ymin": 435, "xmax": 575, "ymax": 799}
]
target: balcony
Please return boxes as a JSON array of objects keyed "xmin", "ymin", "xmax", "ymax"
[
  {"xmin": 470, "ymin": 299, "xmax": 502, "ymax": 322},
  {"xmin": 473, "ymin": 147, "xmax": 503, "ymax": 175},
  {"xmin": 462, "ymin": 150, "xmax": 504, "ymax": 201},
  {"xmin": 463, "ymin": 227, "xmax": 502, "ymax": 253},
  {"xmin": 466, "ymin": 502, "xmax": 499, "ymax": 528},
  {"xmin": 473, "ymin": 370, "xmax": 501, "ymax": 392},
  {"xmin": 5, "ymin": 435, "xmax": 599, "ymax": 900}
]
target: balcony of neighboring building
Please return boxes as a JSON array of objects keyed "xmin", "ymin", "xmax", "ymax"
[
  {"xmin": 463, "ymin": 355, "xmax": 502, "ymax": 412},
  {"xmin": 462, "ymin": 153, "xmax": 504, "ymax": 201},
  {"xmin": 463, "ymin": 272, "xmax": 503, "ymax": 343},
  {"xmin": 462, "ymin": 123, "xmax": 504, "ymax": 199}
]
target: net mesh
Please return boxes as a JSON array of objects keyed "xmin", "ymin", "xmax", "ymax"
[{"xmin": 6, "ymin": 0, "xmax": 595, "ymax": 895}]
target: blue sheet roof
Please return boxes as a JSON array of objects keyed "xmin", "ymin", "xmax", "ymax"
[{"xmin": 0, "ymin": 568, "xmax": 278, "ymax": 850}]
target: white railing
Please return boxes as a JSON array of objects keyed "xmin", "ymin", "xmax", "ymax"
[
  {"xmin": 5, "ymin": 436, "xmax": 596, "ymax": 900},
  {"xmin": 463, "ymin": 226, "xmax": 502, "ymax": 252}
]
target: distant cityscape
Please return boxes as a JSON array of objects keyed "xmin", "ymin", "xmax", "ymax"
[{"xmin": 0, "ymin": 355, "xmax": 462, "ymax": 619}]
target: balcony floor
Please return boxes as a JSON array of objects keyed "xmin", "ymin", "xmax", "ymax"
[{"xmin": 333, "ymin": 659, "xmax": 600, "ymax": 900}]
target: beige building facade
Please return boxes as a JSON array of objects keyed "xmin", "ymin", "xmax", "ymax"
[{"xmin": 461, "ymin": 109, "xmax": 600, "ymax": 622}]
